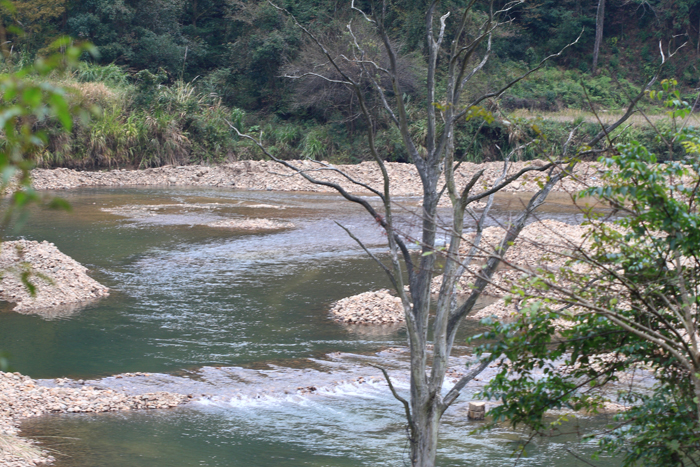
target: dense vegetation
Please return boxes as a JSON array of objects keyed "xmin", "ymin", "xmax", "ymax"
[
  {"xmin": 478, "ymin": 116, "xmax": 700, "ymax": 466},
  {"xmin": 2, "ymin": 0, "xmax": 700, "ymax": 167}
]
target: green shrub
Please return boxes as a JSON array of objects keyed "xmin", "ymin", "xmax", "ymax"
[
  {"xmin": 74, "ymin": 62, "xmax": 129, "ymax": 87},
  {"xmin": 502, "ymin": 66, "xmax": 641, "ymax": 110}
]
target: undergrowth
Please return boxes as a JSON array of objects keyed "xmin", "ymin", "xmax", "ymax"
[{"xmin": 4, "ymin": 61, "xmax": 685, "ymax": 168}]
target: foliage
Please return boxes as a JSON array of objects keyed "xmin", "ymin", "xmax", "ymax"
[
  {"xmin": 74, "ymin": 62, "xmax": 129, "ymax": 87},
  {"xmin": 24, "ymin": 66, "xmax": 248, "ymax": 168},
  {"xmin": 0, "ymin": 35, "xmax": 92, "ymax": 218},
  {"xmin": 0, "ymin": 14, "xmax": 93, "ymax": 371},
  {"xmin": 0, "ymin": 0, "xmax": 696, "ymax": 113},
  {"xmin": 475, "ymin": 124, "xmax": 700, "ymax": 466},
  {"xmin": 7, "ymin": 0, "xmax": 66, "ymax": 53},
  {"xmin": 503, "ymin": 66, "xmax": 641, "ymax": 111},
  {"xmin": 0, "ymin": 0, "xmax": 697, "ymax": 167},
  {"xmin": 9, "ymin": 56, "xmax": 685, "ymax": 168}
]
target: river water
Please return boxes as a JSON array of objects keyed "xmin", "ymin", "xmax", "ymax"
[{"xmin": 1, "ymin": 187, "xmax": 618, "ymax": 466}]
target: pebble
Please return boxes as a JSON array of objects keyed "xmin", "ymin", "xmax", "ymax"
[
  {"xmin": 0, "ymin": 371, "xmax": 187, "ymax": 467},
  {"xmin": 23, "ymin": 161, "xmax": 604, "ymax": 196},
  {"xmin": 0, "ymin": 241, "xmax": 109, "ymax": 316},
  {"xmin": 329, "ymin": 289, "xmax": 405, "ymax": 325}
]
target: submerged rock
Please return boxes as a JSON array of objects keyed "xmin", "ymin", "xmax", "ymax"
[
  {"xmin": 207, "ymin": 218, "xmax": 294, "ymax": 230},
  {"xmin": 0, "ymin": 240, "xmax": 109, "ymax": 316}
]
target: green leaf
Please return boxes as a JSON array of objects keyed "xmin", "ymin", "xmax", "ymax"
[
  {"xmin": 0, "ymin": 0, "xmax": 16, "ymax": 13},
  {"xmin": 21, "ymin": 87, "xmax": 42, "ymax": 108},
  {"xmin": 49, "ymin": 94, "xmax": 72, "ymax": 131}
]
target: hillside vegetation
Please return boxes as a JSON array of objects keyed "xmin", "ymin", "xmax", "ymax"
[{"xmin": 2, "ymin": 0, "xmax": 699, "ymax": 167}]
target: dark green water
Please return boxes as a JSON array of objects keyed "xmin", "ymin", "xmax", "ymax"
[
  {"xmin": 1, "ymin": 187, "xmax": 618, "ymax": 466},
  {"xmin": 1, "ymin": 188, "xmax": 402, "ymax": 378}
]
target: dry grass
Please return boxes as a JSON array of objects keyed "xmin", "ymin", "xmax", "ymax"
[
  {"xmin": 65, "ymin": 81, "xmax": 119, "ymax": 106},
  {"xmin": 27, "ymin": 76, "xmax": 123, "ymax": 107}
]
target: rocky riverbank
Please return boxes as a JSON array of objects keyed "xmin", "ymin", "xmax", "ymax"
[
  {"xmin": 0, "ymin": 371, "xmax": 188, "ymax": 467},
  {"xmin": 28, "ymin": 160, "xmax": 602, "ymax": 196},
  {"xmin": 330, "ymin": 220, "xmax": 592, "ymax": 325},
  {"xmin": 430, "ymin": 219, "xmax": 592, "ymax": 298},
  {"xmin": 0, "ymin": 241, "xmax": 109, "ymax": 317}
]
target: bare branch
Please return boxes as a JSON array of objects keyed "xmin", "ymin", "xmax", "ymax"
[
  {"xmin": 309, "ymin": 161, "xmax": 386, "ymax": 200},
  {"xmin": 447, "ymin": 161, "xmax": 571, "ymax": 337},
  {"xmin": 350, "ymin": 0, "xmax": 375, "ymax": 24},
  {"xmin": 465, "ymin": 163, "xmax": 556, "ymax": 204},
  {"xmin": 282, "ymin": 71, "xmax": 351, "ymax": 85},
  {"xmin": 587, "ymin": 41, "xmax": 687, "ymax": 146},
  {"xmin": 335, "ymin": 221, "xmax": 400, "ymax": 291},
  {"xmin": 371, "ymin": 364, "xmax": 415, "ymax": 440},
  {"xmin": 458, "ymin": 169, "xmax": 486, "ymax": 205},
  {"xmin": 441, "ymin": 358, "xmax": 492, "ymax": 411},
  {"xmin": 460, "ymin": 32, "xmax": 492, "ymax": 89},
  {"xmin": 346, "ymin": 22, "xmax": 399, "ymax": 127},
  {"xmin": 460, "ymin": 30, "xmax": 583, "ymax": 116}
]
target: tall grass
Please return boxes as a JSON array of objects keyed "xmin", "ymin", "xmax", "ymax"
[
  {"xmin": 31, "ymin": 67, "xmax": 250, "ymax": 168},
  {"xmin": 28, "ymin": 62, "xmax": 679, "ymax": 168},
  {"xmin": 74, "ymin": 62, "xmax": 130, "ymax": 87}
]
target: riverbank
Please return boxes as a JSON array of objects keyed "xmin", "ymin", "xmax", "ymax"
[
  {"xmin": 0, "ymin": 372, "xmax": 188, "ymax": 467},
  {"xmin": 28, "ymin": 160, "xmax": 602, "ymax": 196},
  {"xmin": 330, "ymin": 219, "xmax": 591, "ymax": 325}
]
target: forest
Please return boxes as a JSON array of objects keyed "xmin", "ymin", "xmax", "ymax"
[{"xmin": 2, "ymin": 0, "xmax": 699, "ymax": 166}]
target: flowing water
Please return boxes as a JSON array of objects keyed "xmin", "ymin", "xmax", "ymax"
[{"xmin": 1, "ymin": 187, "xmax": 618, "ymax": 466}]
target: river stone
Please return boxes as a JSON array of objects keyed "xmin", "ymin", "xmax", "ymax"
[
  {"xmin": 468, "ymin": 402, "xmax": 486, "ymax": 420},
  {"xmin": 0, "ymin": 371, "xmax": 188, "ymax": 467},
  {"xmin": 0, "ymin": 240, "xmax": 109, "ymax": 316},
  {"xmin": 23, "ymin": 161, "xmax": 612, "ymax": 198}
]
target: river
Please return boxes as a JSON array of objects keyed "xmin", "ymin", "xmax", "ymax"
[{"xmin": 1, "ymin": 187, "xmax": 618, "ymax": 466}]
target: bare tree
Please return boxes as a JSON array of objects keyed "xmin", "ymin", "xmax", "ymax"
[
  {"xmin": 592, "ymin": 0, "xmax": 606, "ymax": 74},
  {"xmin": 283, "ymin": 20, "xmax": 420, "ymax": 124},
  {"xmin": 228, "ymin": 1, "xmax": 651, "ymax": 465}
]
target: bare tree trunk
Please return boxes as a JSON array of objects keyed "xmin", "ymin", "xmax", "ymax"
[
  {"xmin": 592, "ymin": 0, "xmax": 605, "ymax": 74},
  {"xmin": 229, "ymin": 3, "xmax": 649, "ymax": 466},
  {"xmin": 192, "ymin": 0, "xmax": 198, "ymax": 28},
  {"xmin": 411, "ymin": 399, "xmax": 440, "ymax": 466}
]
